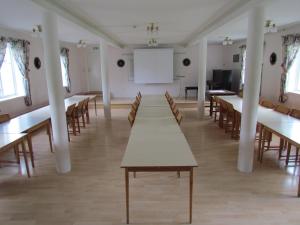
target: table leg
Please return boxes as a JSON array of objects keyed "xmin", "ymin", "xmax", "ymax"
[
  {"xmin": 21, "ymin": 140, "xmax": 30, "ymax": 178},
  {"xmin": 185, "ymin": 89, "xmax": 187, "ymax": 99},
  {"xmin": 94, "ymin": 98, "xmax": 97, "ymax": 116},
  {"xmin": 258, "ymin": 124, "xmax": 263, "ymax": 161},
  {"xmin": 298, "ymin": 175, "xmax": 300, "ymax": 197},
  {"xmin": 27, "ymin": 135, "xmax": 35, "ymax": 168},
  {"xmin": 209, "ymin": 96, "xmax": 213, "ymax": 117},
  {"xmin": 125, "ymin": 168, "xmax": 129, "ymax": 224},
  {"xmin": 46, "ymin": 123, "xmax": 53, "ymax": 152},
  {"xmin": 189, "ymin": 168, "xmax": 193, "ymax": 224}
]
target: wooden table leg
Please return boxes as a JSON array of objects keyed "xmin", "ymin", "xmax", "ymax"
[
  {"xmin": 26, "ymin": 135, "xmax": 35, "ymax": 168},
  {"xmin": 125, "ymin": 168, "xmax": 129, "ymax": 224},
  {"xmin": 209, "ymin": 96, "xmax": 213, "ymax": 117},
  {"xmin": 94, "ymin": 98, "xmax": 97, "ymax": 116},
  {"xmin": 258, "ymin": 124, "xmax": 263, "ymax": 161},
  {"xmin": 21, "ymin": 140, "xmax": 30, "ymax": 178},
  {"xmin": 46, "ymin": 123, "xmax": 53, "ymax": 152},
  {"xmin": 298, "ymin": 175, "xmax": 300, "ymax": 197},
  {"xmin": 189, "ymin": 168, "xmax": 193, "ymax": 224}
]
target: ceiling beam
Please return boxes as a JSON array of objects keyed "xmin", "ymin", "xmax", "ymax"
[
  {"xmin": 184, "ymin": 0, "xmax": 273, "ymax": 46},
  {"xmin": 30, "ymin": 0, "xmax": 123, "ymax": 48}
]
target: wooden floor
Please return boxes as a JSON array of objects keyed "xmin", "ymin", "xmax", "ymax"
[{"xmin": 0, "ymin": 108, "xmax": 299, "ymax": 225}]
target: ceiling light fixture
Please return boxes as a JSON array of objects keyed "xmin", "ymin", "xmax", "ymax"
[
  {"xmin": 148, "ymin": 38, "xmax": 158, "ymax": 47},
  {"xmin": 32, "ymin": 24, "xmax": 42, "ymax": 33},
  {"xmin": 77, "ymin": 40, "xmax": 87, "ymax": 48},
  {"xmin": 222, "ymin": 37, "xmax": 233, "ymax": 46},
  {"xmin": 265, "ymin": 20, "xmax": 277, "ymax": 33},
  {"xmin": 146, "ymin": 22, "xmax": 159, "ymax": 34}
]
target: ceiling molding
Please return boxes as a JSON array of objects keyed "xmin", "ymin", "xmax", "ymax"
[
  {"xmin": 184, "ymin": 0, "xmax": 273, "ymax": 46},
  {"xmin": 30, "ymin": 0, "xmax": 123, "ymax": 48}
]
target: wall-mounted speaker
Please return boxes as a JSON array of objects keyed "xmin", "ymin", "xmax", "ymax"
[{"xmin": 117, "ymin": 59, "xmax": 125, "ymax": 67}]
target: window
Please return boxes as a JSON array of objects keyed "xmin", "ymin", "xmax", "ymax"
[
  {"xmin": 241, "ymin": 49, "xmax": 247, "ymax": 85},
  {"xmin": 286, "ymin": 47, "xmax": 300, "ymax": 93},
  {"xmin": 60, "ymin": 55, "xmax": 68, "ymax": 87},
  {"xmin": 0, "ymin": 43, "xmax": 25, "ymax": 100}
]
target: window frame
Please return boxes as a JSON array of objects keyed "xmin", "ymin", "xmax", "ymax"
[{"xmin": 0, "ymin": 43, "xmax": 22, "ymax": 100}]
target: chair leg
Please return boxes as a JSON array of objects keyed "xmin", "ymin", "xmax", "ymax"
[
  {"xmin": 286, "ymin": 143, "xmax": 291, "ymax": 166},
  {"xmin": 67, "ymin": 123, "xmax": 70, "ymax": 142},
  {"xmin": 77, "ymin": 117, "xmax": 81, "ymax": 133},
  {"xmin": 14, "ymin": 144, "xmax": 20, "ymax": 164},
  {"xmin": 46, "ymin": 123, "xmax": 53, "ymax": 153},
  {"xmin": 279, "ymin": 138, "xmax": 284, "ymax": 160},
  {"xmin": 82, "ymin": 114, "xmax": 86, "ymax": 128},
  {"xmin": 72, "ymin": 119, "xmax": 76, "ymax": 136},
  {"xmin": 296, "ymin": 148, "xmax": 299, "ymax": 165}
]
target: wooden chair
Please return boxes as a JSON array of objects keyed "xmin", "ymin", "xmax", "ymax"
[
  {"xmin": 0, "ymin": 114, "xmax": 10, "ymax": 123},
  {"xmin": 128, "ymin": 111, "xmax": 135, "ymax": 127},
  {"xmin": 132, "ymin": 101, "xmax": 139, "ymax": 113},
  {"xmin": 260, "ymin": 105, "xmax": 290, "ymax": 162},
  {"xmin": 137, "ymin": 92, "xmax": 142, "ymax": 100},
  {"xmin": 0, "ymin": 114, "xmax": 23, "ymax": 169},
  {"xmin": 66, "ymin": 104, "xmax": 76, "ymax": 141},
  {"xmin": 212, "ymin": 96, "xmax": 220, "ymax": 122},
  {"xmin": 259, "ymin": 99, "xmax": 275, "ymax": 109},
  {"xmin": 74, "ymin": 100, "xmax": 86, "ymax": 133},
  {"xmin": 82, "ymin": 98, "xmax": 90, "ymax": 124},
  {"xmin": 176, "ymin": 112, "xmax": 183, "ymax": 125},
  {"xmin": 285, "ymin": 109, "xmax": 300, "ymax": 166},
  {"xmin": 290, "ymin": 108, "xmax": 300, "ymax": 119}
]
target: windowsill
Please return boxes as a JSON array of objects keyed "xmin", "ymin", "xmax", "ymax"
[
  {"xmin": 0, "ymin": 95, "xmax": 24, "ymax": 103},
  {"xmin": 286, "ymin": 91, "xmax": 300, "ymax": 95}
]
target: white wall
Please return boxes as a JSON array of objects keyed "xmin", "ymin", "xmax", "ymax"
[
  {"xmin": 222, "ymin": 24, "xmax": 300, "ymax": 108},
  {"xmin": 105, "ymin": 45, "xmax": 199, "ymax": 98},
  {"xmin": 0, "ymin": 27, "xmax": 88, "ymax": 117}
]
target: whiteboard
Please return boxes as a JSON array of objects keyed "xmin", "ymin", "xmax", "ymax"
[{"xmin": 134, "ymin": 49, "xmax": 174, "ymax": 84}]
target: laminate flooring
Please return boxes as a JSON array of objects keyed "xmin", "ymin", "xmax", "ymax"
[{"xmin": 0, "ymin": 108, "xmax": 299, "ymax": 225}]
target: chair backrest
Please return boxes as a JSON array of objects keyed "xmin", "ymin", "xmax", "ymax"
[
  {"xmin": 260, "ymin": 99, "xmax": 275, "ymax": 109},
  {"xmin": 128, "ymin": 111, "xmax": 135, "ymax": 127},
  {"xmin": 0, "ymin": 114, "xmax": 10, "ymax": 123},
  {"xmin": 77, "ymin": 100, "xmax": 85, "ymax": 113},
  {"xmin": 274, "ymin": 105, "xmax": 290, "ymax": 115},
  {"xmin": 226, "ymin": 102, "xmax": 234, "ymax": 114},
  {"xmin": 176, "ymin": 112, "xmax": 183, "ymax": 125},
  {"xmin": 171, "ymin": 102, "xmax": 176, "ymax": 111},
  {"xmin": 132, "ymin": 101, "xmax": 139, "ymax": 112},
  {"xmin": 173, "ymin": 108, "xmax": 179, "ymax": 117},
  {"xmin": 66, "ymin": 104, "xmax": 76, "ymax": 117},
  {"xmin": 290, "ymin": 108, "xmax": 300, "ymax": 119},
  {"xmin": 136, "ymin": 96, "xmax": 140, "ymax": 104},
  {"xmin": 169, "ymin": 98, "xmax": 174, "ymax": 105}
]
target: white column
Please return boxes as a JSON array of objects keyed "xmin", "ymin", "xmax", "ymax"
[
  {"xmin": 42, "ymin": 11, "xmax": 71, "ymax": 173},
  {"xmin": 100, "ymin": 41, "xmax": 111, "ymax": 119},
  {"xmin": 197, "ymin": 37, "xmax": 207, "ymax": 118},
  {"xmin": 238, "ymin": 6, "xmax": 265, "ymax": 173}
]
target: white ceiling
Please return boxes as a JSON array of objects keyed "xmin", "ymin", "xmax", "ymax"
[{"xmin": 0, "ymin": 0, "xmax": 300, "ymax": 46}]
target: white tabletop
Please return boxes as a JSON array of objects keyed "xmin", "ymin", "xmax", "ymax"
[
  {"xmin": 139, "ymin": 95, "xmax": 169, "ymax": 107},
  {"xmin": 121, "ymin": 95, "xmax": 198, "ymax": 168},
  {"xmin": 0, "ymin": 95, "xmax": 95, "ymax": 134},
  {"xmin": 219, "ymin": 95, "xmax": 300, "ymax": 146},
  {"xmin": 0, "ymin": 133, "xmax": 27, "ymax": 150}
]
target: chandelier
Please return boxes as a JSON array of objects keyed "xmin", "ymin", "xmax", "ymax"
[
  {"xmin": 77, "ymin": 40, "xmax": 87, "ymax": 48},
  {"xmin": 222, "ymin": 37, "xmax": 233, "ymax": 46},
  {"xmin": 265, "ymin": 20, "xmax": 277, "ymax": 33},
  {"xmin": 148, "ymin": 38, "xmax": 158, "ymax": 47},
  {"xmin": 146, "ymin": 22, "xmax": 159, "ymax": 47},
  {"xmin": 146, "ymin": 22, "xmax": 159, "ymax": 34}
]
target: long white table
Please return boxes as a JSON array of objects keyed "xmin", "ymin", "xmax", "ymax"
[
  {"xmin": 0, "ymin": 94, "xmax": 96, "ymax": 170},
  {"xmin": 121, "ymin": 95, "xmax": 198, "ymax": 224},
  {"xmin": 218, "ymin": 95, "xmax": 300, "ymax": 197}
]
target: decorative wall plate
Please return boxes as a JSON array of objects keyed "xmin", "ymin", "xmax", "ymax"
[
  {"xmin": 270, "ymin": 52, "xmax": 277, "ymax": 65},
  {"xmin": 182, "ymin": 58, "xmax": 191, "ymax": 67},
  {"xmin": 117, "ymin": 59, "xmax": 125, "ymax": 67},
  {"xmin": 34, "ymin": 57, "xmax": 41, "ymax": 69}
]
